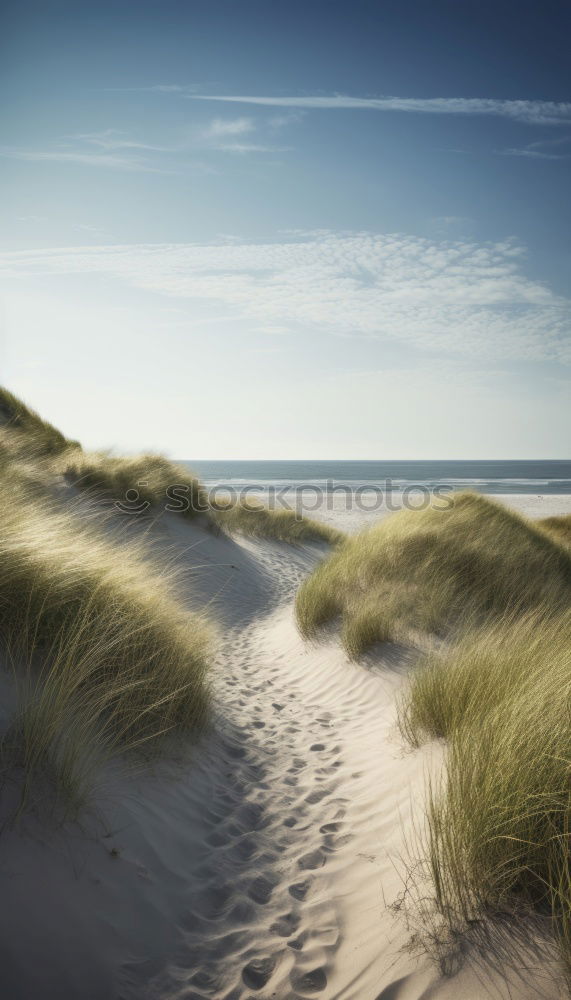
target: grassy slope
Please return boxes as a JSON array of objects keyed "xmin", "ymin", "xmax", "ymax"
[
  {"xmin": 296, "ymin": 491, "xmax": 571, "ymax": 656},
  {"xmin": 295, "ymin": 492, "xmax": 571, "ymax": 979},
  {"xmin": 211, "ymin": 497, "xmax": 344, "ymax": 546},
  {"xmin": 538, "ymin": 513, "xmax": 571, "ymax": 548},
  {"xmin": 0, "ymin": 476, "xmax": 212, "ymax": 810},
  {"xmin": 399, "ymin": 612, "xmax": 571, "ymax": 978},
  {"xmin": 0, "ymin": 386, "xmax": 341, "ymax": 813},
  {"xmin": 0, "ymin": 387, "xmax": 79, "ymax": 455},
  {"xmin": 61, "ymin": 449, "xmax": 208, "ymax": 521},
  {"xmin": 59, "ymin": 448, "xmax": 342, "ymax": 545}
]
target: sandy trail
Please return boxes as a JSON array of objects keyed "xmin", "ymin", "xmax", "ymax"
[{"xmin": 0, "ymin": 508, "xmax": 567, "ymax": 999}]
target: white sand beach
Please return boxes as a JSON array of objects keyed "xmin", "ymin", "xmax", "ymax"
[{"xmin": 0, "ymin": 492, "xmax": 569, "ymax": 1000}]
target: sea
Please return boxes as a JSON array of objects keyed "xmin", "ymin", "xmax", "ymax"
[{"xmin": 184, "ymin": 460, "xmax": 571, "ymax": 496}]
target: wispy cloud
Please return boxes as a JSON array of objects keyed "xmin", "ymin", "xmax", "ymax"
[
  {"xmin": 201, "ymin": 116, "xmax": 292, "ymax": 154},
  {"xmin": 2, "ymin": 115, "xmax": 295, "ymax": 172},
  {"xmin": 72, "ymin": 222, "xmax": 114, "ymax": 240},
  {"xmin": 103, "ymin": 83, "xmax": 202, "ymax": 94},
  {"xmin": 191, "ymin": 94, "xmax": 571, "ymax": 125},
  {"xmin": 0, "ymin": 147, "xmax": 169, "ymax": 172},
  {"xmin": 2, "ymin": 232, "xmax": 569, "ymax": 364},
  {"xmin": 500, "ymin": 147, "xmax": 570, "ymax": 161},
  {"xmin": 431, "ymin": 215, "xmax": 473, "ymax": 229},
  {"xmin": 211, "ymin": 142, "xmax": 291, "ymax": 154},
  {"xmin": 70, "ymin": 129, "xmax": 171, "ymax": 152},
  {"xmin": 16, "ymin": 214, "xmax": 48, "ymax": 224},
  {"xmin": 499, "ymin": 133, "xmax": 571, "ymax": 160},
  {"xmin": 205, "ymin": 117, "xmax": 255, "ymax": 137}
]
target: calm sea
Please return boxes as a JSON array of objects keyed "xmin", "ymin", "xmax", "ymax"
[{"xmin": 182, "ymin": 460, "xmax": 571, "ymax": 495}]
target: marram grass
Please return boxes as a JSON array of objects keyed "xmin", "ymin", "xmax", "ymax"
[
  {"xmin": 60, "ymin": 449, "xmax": 208, "ymax": 520},
  {"xmin": 295, "ymin": 491, "xmax": 571, "ymax": 980},
  {"xmin": 60, "ymin": 447, "xmax": 342, "ymax": 545},
  {"xmin": 0, "ymin": 386, "xmax": 79, "ymax": 455},
  {"xmin": 0, "ymin": 384, "xmax": 342, "ymax": 815},
  {"xmin": 538, "ymin": 513, "xmax": 571, "ymax": 549},
  {"xmin": 399, "ymin": 611, "xmax": 571, "ymax": 981},
  {"xmin": 0, "ymin": 477, "xmax": 212, "ymax": 812},
  {"xmin": 211, "ymin": 496, "xmax": 344, "ymax": 545},
  {"xmin": 295, "ymin": 491, "xmax": 571, "ymax": 656}
]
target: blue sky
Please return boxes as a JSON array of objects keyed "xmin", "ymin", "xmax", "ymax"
[{"xmin": 1, "ymin": 0, "xmax": 570, "ymax": 458}]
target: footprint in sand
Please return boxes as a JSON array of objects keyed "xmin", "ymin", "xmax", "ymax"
[
  {"xmin": 241, "ymin": 954, "xmax": 277, "ymax": 989},
  {"xmin": 298, "ymin": 848, "xmax": 326, "ymax": 870},
  {"xmin": 289, "ymin": 879, "xmax": 312, "ymax": 900},
  {"xmin": 290, "ymin": 966, "xmax": 328, "ymax": 993},
  {"xmin": 247, "ymin": 873, "xmax": 278, "ymax": 905},
  {"xmin": 270, "ymin": 910, "xmax": 300, "ymax": 936}
]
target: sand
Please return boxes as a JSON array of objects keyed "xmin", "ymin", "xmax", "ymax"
[{"xmin": 0, "ymin": 495, "xmax": 569, "ymax": 1000}]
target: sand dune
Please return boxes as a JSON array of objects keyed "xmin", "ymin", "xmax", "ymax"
[{"xmin": 0, "ymin": 498, "xmax": 569, "ymax": 999}]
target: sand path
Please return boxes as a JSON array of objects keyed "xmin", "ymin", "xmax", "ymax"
[{"xmin": 0, "ymin": 512, "xmax": 566, "ymax": 999}]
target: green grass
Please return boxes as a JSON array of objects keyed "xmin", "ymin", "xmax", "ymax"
[
  {"xmin": 211, "ymin": 496, "xmax": 344, "ymax": 545},
  {"xmin": 0, "ymin": 387, "xmax": 79, "ymax": 455},
  {"xmin": 295, "ymin": 492, "xmax": 571, "ymax": 656},
  {"xmin": 60, "ymin": 449, "xmax": 209, "ymax": 520},
  {"xmin": 538, "ymin": 513, "xmax": 571, "ymax": 548},
  {"xmin": 295, "ymin": 491, "xmax": 571, "ymax": 978},
  {"xmin": 0, "ymin": 385, "xmax": 342, "ymax": 814},
  {"xmin": 398, "ymin": 611, "xmax": 571, "ymax": 979},
  {"xmin": 60, "ymin": 446, "xmax": 343, "ymax": 545},
  {"xmin": 0, "ymin": 476, "xmax": 212, "ymax": 812}
]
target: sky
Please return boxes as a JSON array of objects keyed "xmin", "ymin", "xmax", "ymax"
[{"xmin": 0, "ymin": 0, "xmax": 570, "ymax": 459}]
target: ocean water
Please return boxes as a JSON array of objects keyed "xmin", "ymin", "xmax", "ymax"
[{"xmin": 183, "ymin": 460, "xmax": 571, "ymax": 495}]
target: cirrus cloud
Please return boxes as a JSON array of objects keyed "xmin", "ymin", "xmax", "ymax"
[
  {"xmin": 1, "ymin": 232, "xmax": 569, "ymax": 364},
  {"xmin": 190, "ymin": 94, "xmax": 571, "ymax": 126}
]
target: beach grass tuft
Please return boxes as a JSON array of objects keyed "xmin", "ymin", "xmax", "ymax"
[
  {"xmin": 211, "ymin": 496, "xmax": 344, "ymax": 545},
  {"xmin": 0, "ymin": 474, "xmax": 212, "ymax": 813},
  {"xmin": 0, "ymin": 385, "xmax": 341, "ymax": 813},
  {"xmin": 296, "ymin": 490, "xmax": 571, "ymax": 976},
  {"xmin": 0, "ymin": 387, "xmax": 79, "ymax": 455},
  {"xmin": 61, "ymin": 449, "xmax": 209, "ymax": 520},
  {"xmin": 295, "ymin": 491, "xmax": 571, "ymax": 656},
  {"xmin": 398, "ymin": 611, "xmax": 571, "ymax": 978}
]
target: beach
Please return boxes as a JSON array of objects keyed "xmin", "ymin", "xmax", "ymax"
[{"xmin": 1, "ymin": 479, "xmax": 570, "ymax": 1000}]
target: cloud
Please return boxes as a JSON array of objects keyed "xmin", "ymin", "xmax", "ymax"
[
  {"xmin": 500, "ymin": 147, "xmax": 570, "ymax": 161},
  {"xmin": 103, "ymin": 83, "xmax": 200, "ymax": 94},
  {"xmin": 71, "ymin": 223, "xmax": 114, "ymax": 240},
  {"xmin": 498, "ymin": 134, "xmax": 571, "ymax": 160},
  {"xmin": 211, "ymin": 142, "xmax": 291, "ymax": 154},
  {"xmin": 205, "ymin": 117, "xmax": 255, "ymax": 137},
  {"xmin": 191, "ymin": 94, "xmax": 571, "ymax": 125},
  {"xmin": 268, "ymin": 112, "xmax": 305, "ymax": 130},
  {"xmin": 202, "ymin": 116, "xmax": 292, "ymax": 155},
  {"xmin": 431, "ymin": 215, "xmax": 473, "ymax": 229},
  {"xmin": 0, "ymin": 147, "xmax": 169, "ymax": 172},
  {"xmin": 16, "ymin": 214, "xmax": 48, "ymax": 224},
  {"xmin": 70, "ymin": 129, "xmax": 171, "ymax": 152},
  {"xmin": 1, "ymin": 232, "xmax": 569, "ymax": 364}
]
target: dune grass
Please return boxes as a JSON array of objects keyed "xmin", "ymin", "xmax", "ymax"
[
  {"xmin": 0, "ymin": 477, "xmax": 212, "ymax": 812},
  {"xmin": 398, "ymin": 611, "xmax": 571, "ymax": 978},
  {"xmin": 60, "ymin": 447, "xmax": 343, "ymax": 545},
  {"xmin": 0, "ymin": 387, "xmax": 79, "ymax": 456},
  {"xmin": 0, "ymin": 385, "xmax": 342, "ymax": 814},
  {"xmin": 211, "ymin": 496, "xmax": 344, "ymax": 545},
  {"xmin": 538, "ymin": 513, "xmax": 571, "ymax": 548},
  {"xmin": 60, "ymin": 449, "xmax": 209, "ymax": 520},
  {"xmin": 295, "ymin": 491, "xmax": 571, "ymax": 976},
  {"xmin": 295, "ymin": 492, "xmax": 571, "ymax": 656}
]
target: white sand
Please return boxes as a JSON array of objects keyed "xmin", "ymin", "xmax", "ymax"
[
  {"xmin": 306, "ymin": 491, "xmax": 571, "ymax": 535},
  {"xmin": 0, "ymin": 496, "xmax": 568, "ymax": 999}
]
